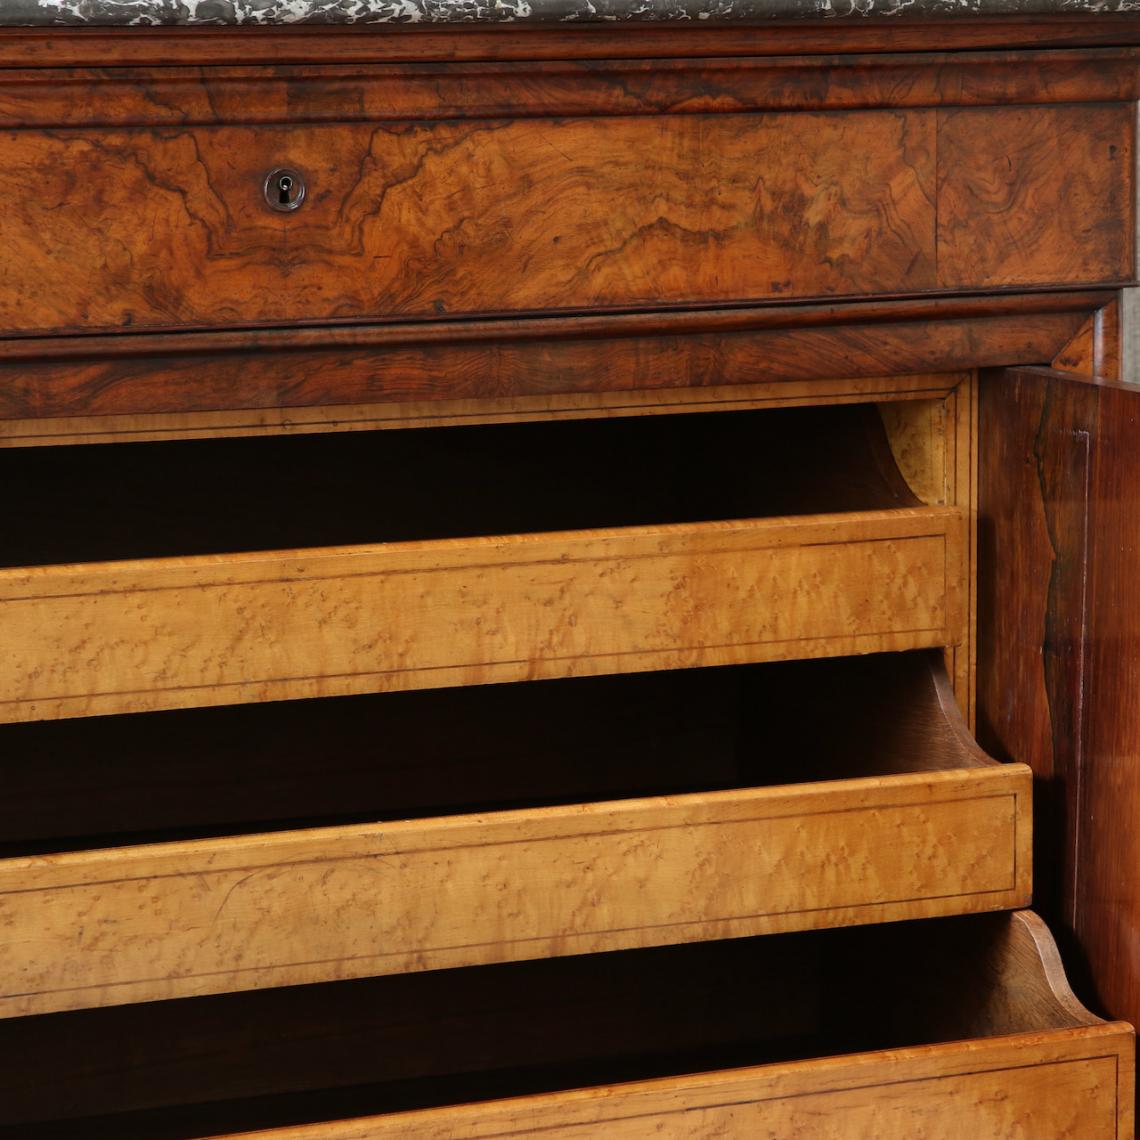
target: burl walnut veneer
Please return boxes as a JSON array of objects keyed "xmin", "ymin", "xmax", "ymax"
[{"xmin": 0, "ymin": 13, "xmax": 1138, "ymax": 1140}]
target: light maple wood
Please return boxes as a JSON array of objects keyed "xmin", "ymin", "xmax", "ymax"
[
  {"xmin": 0, "ymin": 909, "xmax": 1124, "ymax": 1133},
  {"xmin": 877, "ymin": 383, "xmax": 978, "ymax": 724},
  {"xmin": 0, "ymin": 650, "xmax": 972, "ymax": 854},
  {"xmin": 0, "ymin": 508, "xmax": 965, "ymax": 723},
  {"xmin": 946, "ymin": 375, "xmax": 980, "ymax": 727},
  {"xmin": 215, "ymin": 1033, "xmax": 1130, "ymax": 1140},
  {"xmin": 188, "ymin": 912, "xmax": 1129, "ymax": 1140},
  {"xmin": 0, "ymin": 762, "xmax": 1029, "ymax": 1017},
  {"xmin": 879, "ymin": 398, "xmax": 950, "ymax": 510}
]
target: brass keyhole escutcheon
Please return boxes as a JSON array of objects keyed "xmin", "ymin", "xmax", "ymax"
[{"xmin": 265, "ymin": 167, "xmax": 306, "ymax": 212}]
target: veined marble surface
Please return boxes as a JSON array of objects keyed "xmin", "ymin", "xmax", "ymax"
[{"xmin": 3, "ymin": 0, "xmax": 1138, "ymax": 24}]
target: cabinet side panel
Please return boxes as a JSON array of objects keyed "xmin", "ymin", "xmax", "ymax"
[{"xmin": 979, "ymin": 365, "xmax": 1140, "ymax": 1036}]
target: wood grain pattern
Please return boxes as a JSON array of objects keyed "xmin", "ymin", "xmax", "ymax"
[
  {"xmin": 0, "ymin": 292, "xmax": 1100, "ymax": 431},
  {"xmin": 0, "ymin": 510, "xmax": 962, "ymax": 720},
  {"xmin": 878, "ymin": 389, "xmax": 978, "ymax": 723},
  {"xmin": 937, "ymin": 104, "xmax": 1134, "ymax": 291},
  {"xmin": 0, "ymin": 50, "xmax": 1138, "ymax": 128},
  {"xmin": 1053, "ymin": 298, "xmax": 1123, "ymax": 380},
  {"xmin": 974, "ymin": 364, "xmax": 1140, "ymax": 1049},
  {"xmin": 172, "ymin": 915, "xmax": 1127, "ymax": 1140},
  {"xmin": 978, "ymin": 367, "xmax": 1099, "ymax": 939},
  {"xmin": 0, "ymin": 375, "xmax": 963, "ymax": 449},
  {"xmin": 0, "ymin": 112, "xmax": 937, "ymax": 335},
  {"xmin": 1, "ymin": 106, "xmax": 1127, "ymax": 337},
  {"xmin": 1074, "ymin": 379, "xmax": 1140, "ymax": 1038},
  {"xmin": 220, "ymin": 1034, "xmax": 1129, "ymax": 1140},
  {"xmin": 0, "ymin": 19, "xmax": 1130, "ymax": 1134},
  {"xmin": 0, "ymin": 651, "xmax": 976, "ymax": 854},
  {"xmin": 947, "ymin": 374, "xmax": 980, "ymax": 727},
  {"xmin": 0, "ymin": 508, "xmax": 965, "ymax": 723},
  {"xmin": 0, "ymin": 761, "xmax": 1029, "ymax": 1017},
  {"xmin": 879, "ymin": 400, "xmax": 948, "ymax": 509},
  {"xmin": 0, "ymin": 911, "xmax": 1119, "ymax": 1134}
]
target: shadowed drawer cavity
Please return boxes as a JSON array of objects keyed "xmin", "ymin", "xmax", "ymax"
[
  {"xmin": 0, "ymin": 651, "xmax": 1030, "ymax": 1015},
  {"xmin": 0, "ymin": 404, "xmax": 966, "ymax": 721},
  {"xmin": 0, "ymin": 912, "xmax": 1128, "ymax": 1138}
]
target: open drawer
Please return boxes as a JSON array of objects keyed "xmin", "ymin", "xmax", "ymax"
[
  {"xmin": 0, "ymin": 912, "xmax": 1128, "ymax": 1138},
  {"xmin": 0, "ymin": 404, "xmax": 964, "ymax": 722},
  {"xmin": 0, "ymin": 652, "xmax": 1029, "ymax": 1016}
]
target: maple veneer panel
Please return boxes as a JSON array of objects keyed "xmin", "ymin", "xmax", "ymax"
[
  {"xmin": 175, "ymin": 913, "xmax": 1129, "ymax": 1140},
  {"xmin": 0, "ymin": 112, "xmax": 936, "ymax": 334},
  {"xmin": 0, "ymin": 763, "xmax": 1028, "ymax": 1016},
  {"xmin": 241, "ymin": 1034, "xmax": 1128, "ymax": 1140},
  {"xmin": 0, "ymin": 508, "xmax": 965, "ymax": 722}
]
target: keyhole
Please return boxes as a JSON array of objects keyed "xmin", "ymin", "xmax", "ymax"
[{"xmin": 264, "ymin": 167, "xmax": 305, "ymax": 212}]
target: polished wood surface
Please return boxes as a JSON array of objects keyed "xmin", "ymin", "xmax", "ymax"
[
  {"xmin": 0, "ymin": 402, "xmax": 964, "ymax": 722},
  {"xmin": 0, "ymin": 654, "xmax": 1028, "ymax": 1017},
  {"xmin": 0, "ymin": 108, "xmax": 1130, "ymax": 336},
  {"xmin": 978, "ymin": 366, "xmax": 1095, "ymax": 930},
  {"xmin": 228, "ymin": 1034, "xmax": 1128, "ymax": 1139},
  {"xmin": 0, "ymin": 112, "xmax": 936, "ymax": 335},
  {"xmin": 979, "ymin": 363, "xmax": 1140, "ymax": 1045},
  {"xmin": 0, "ymin": 652, "xmax": 981, "ymax": 851},
  {"xmin": 880, "ymin": 381, "xmax": 979, "ymax": 719},
  {"xmin": 937, "ymin": 105, "xmax": 1133, "ymax": 291},
  {"xmin": 0, "ymin": 766, "xmax": 1027, "ymax": 1017},
  {"xmin": 1, "ymin": 912, "xmax": 1127, "ymax": 1138},
  {"xmin": 1, "ymin": 48, "xmax": 1138, "ymax": 126},
  {"xmin": 0, "ymin": 16, "xmax": 1134, "ymax": 1135},
  {"xmin": 0, "ymin": 292, "xmax": 1102, "ymax": 443},
  {"xmin": 0, "ymin": 507, "xmax": 964, "ymax": 723},
  {"xmin": 0, "ymin": 374, "xmax": 963, "ymax": 449},
  {"xmin": 1053, "ymin": 295, "xmax": 1122, "ymax": 380}
]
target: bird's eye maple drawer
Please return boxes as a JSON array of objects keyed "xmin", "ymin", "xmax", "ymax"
[
  {"xmin": 0, "ymin": 405, "xmax": 964, "ymax": 723},
  {"xmin": 0, "ymin": 652, "xmax": 1028, "ymax": 1016},
  {"xmin": 0, "ymin": 103, "xmax": 1130, "ymax": 336},
  {"xmin": 0, "ymin": 913, "xmax": 1129, "ymax": 1138}
]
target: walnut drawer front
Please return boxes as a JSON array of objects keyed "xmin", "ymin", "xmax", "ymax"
[{"xmin": 0, "ymin": 104, "xmax": 1130, "ymax": 336}]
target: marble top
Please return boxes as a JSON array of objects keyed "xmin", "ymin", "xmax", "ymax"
[{"xmin": 2, "ymin": 0, "xmax": 1136, "ymax": 23}]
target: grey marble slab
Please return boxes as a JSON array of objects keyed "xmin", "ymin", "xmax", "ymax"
[{"xmin": 2, "ymin": 0, "xmax": 1136, "ymax": 24}]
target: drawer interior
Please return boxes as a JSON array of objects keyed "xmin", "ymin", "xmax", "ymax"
[
  {"xmin": 0, "ymin": 912, "xmax": 1096, "ymax": 1138},
  {"xmin": 0, "ymin": 650, "xmax": 984, "ymax": 856},
  {"xmin": 1, "ymin": 403, "xmax": 916, "ymax": 568}
]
